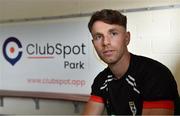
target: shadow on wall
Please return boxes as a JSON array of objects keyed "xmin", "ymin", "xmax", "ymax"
[
  {"xmin": 174, "ymin": 58, "xmax": 180, "ymax": 95},
  {"xmin": 174, "ymin": 58, "xmax": 180, "ymax": 115}
]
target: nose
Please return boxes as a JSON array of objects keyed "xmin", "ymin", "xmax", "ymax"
[{"xmin": 103, "ymin": 35, "xmax": 111, "ymax": 45}]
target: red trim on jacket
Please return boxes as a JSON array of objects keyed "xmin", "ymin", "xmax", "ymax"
[
  {"xmin": 90, "ymin": 95, "xmax": 174, "ymax": 109},
  {"xmin": 143, "ymin": 100, "xmax": 174, "ymax": 109},
  {"xmin": 89, "ymin": 95, "xmax": 104, "ymax": 103}
]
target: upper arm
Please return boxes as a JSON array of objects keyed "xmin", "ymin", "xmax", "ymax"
[
  {"xmin": 83, "ymin": 71, "xmax": 106, "ymax": 115},
  {"xmin": 141, "ymin": 62, "xmax": 178, "ymax": 115},
  {"xmin": 142, "ymin": 100, "xmax": 175, "ymax": 115},
  {"xmin": 83, "ymin": 100, "xmax": 105, "ymax": 115},
  {"xmin": 142, "ymin": 108, "xmax": 174, "ymax": 115}
]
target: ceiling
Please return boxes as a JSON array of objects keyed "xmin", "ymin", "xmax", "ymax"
[{"xmin": 0, "ymin": 0, "xmax": 179, "ymax": 21}]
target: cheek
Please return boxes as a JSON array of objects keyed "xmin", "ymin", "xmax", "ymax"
[
  {"xmin": 119, "ymin": 37, "xmax": 128, "ymax": 46},
  {"xmin": 112, "ymin": 39, "xmax": 124, "ymax": 47},
  {"xmin": 93, "ymin": 44, "xmax": 101, "ymax": 52}
]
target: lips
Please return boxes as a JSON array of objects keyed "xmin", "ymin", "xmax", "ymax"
[{"xmin": 103, "ymin": 50, "xmax": 114, "ymax": 56}]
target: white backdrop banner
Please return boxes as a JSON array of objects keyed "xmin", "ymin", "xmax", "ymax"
[{"xmin": 0, "ymin": 18, "xmax": 106, "ymax": 95}]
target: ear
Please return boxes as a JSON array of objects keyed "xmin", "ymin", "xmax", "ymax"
[{"xmin": 125, "ymin": 31, "xmax": 130, "ymax": 45}]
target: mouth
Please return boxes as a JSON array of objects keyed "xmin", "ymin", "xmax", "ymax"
[{"xmin": 103, "ymin": 50, "xmax": 114, "ymax": 56}]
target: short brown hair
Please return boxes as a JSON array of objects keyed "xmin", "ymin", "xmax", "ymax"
[{"xmin": 88, "ymin": 9, "xmax": 127, "ymax": 33}]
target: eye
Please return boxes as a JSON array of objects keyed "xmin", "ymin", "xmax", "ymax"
[
  {"xmin": 110, "ymin": 31, "xmax": 118, "ymax": 36},
  {"xmin": 109, "ymin": 31, "xmax": 119, "ymax": 39},
  {"xmin": 93, "ymin": 34, "xmax": 103, "ymax": 41}
]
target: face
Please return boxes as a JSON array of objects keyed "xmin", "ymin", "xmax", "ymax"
[{"xmin": 91, "ymin": 21, "xmax": 130, "ymax": 65}]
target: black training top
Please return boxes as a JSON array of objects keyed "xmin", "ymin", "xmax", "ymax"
[{"xmin": 91, "ymin": 53, "xmax": 179, "ymax": 115}]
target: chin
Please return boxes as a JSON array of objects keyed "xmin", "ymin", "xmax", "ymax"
[{"xmin": 103, "ymin": 59, "xmax": 116, "ymax": 64}]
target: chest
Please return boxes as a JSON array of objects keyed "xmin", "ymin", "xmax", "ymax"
[{"xmin": 101, "ymin": 74, "xmax": 143, "ymax": 115}]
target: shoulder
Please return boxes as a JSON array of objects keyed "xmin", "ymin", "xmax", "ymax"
[
  {"xmin": 90, "ymin": 67, "xmax": 110, "ymax": 97},
  {"xmin": 131, "ymin": 54, "xmax": 172, "ymax": 75},
  {"xmin": 132, "ymin": 54, "xmax": 175, "ymax": 88},
  {"xmin": 94, "ymin": 67, "xmax": 110, "ymax": 81},
  {"xmin": 131, "ymin": 54, "xmax": 179, "ymax": 100}
]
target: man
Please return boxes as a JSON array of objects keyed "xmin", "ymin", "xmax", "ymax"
[{"xmin": 83, "ymin": 9, "xmax": 179, "ymax": 115}]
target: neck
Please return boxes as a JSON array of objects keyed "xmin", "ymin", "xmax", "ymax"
[{"xmin": 109, "ymin": 52, "xmax": 131, "ymax": 79}]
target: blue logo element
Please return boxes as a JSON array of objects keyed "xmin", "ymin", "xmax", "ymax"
[{"xmin": 2, "ymin": 37, "xmax": 23, "ymax": 65}]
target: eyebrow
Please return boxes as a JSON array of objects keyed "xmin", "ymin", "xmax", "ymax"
[
  {"xmin": 92, "ymin": 27, "xmax": 118, "ymax": 35},
  {"xmin": 109, "ymin": 27, "xmax": 123, "ymax": 32},
  {"xmin": 91, "ymin": 26, "xmax": 124, "ymax": 38}
]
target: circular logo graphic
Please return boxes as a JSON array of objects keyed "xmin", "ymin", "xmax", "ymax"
[{"xmin": 2, "ymin": 37, "xmax": 23, "ymax": 65}]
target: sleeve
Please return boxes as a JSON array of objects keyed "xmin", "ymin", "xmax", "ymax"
[
  {"xmin": 89, "ymin": 73, "xmax": 105, "ymax": 103},
  {"xmin": 141, "ymin": 62, "xmax": 179, "ymax": 109}
]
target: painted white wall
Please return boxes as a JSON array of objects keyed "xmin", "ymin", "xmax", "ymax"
[{"xmin": 0, "ymin": 0, "xmax": 180, "ymax": 115}]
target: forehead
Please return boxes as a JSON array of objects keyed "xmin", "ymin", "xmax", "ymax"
[{"xmin": 91, "ymin": 21, "xmax": 125, "ymax": 34}]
